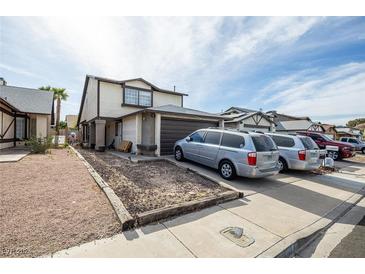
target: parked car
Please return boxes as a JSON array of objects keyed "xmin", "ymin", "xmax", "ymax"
[
  {"xmin": 297, "ymin": 131, "xmax": 356, "ymax": 160},
  {"xmin": 339, "ymin": 137, "xmax": 365, "ymax": 154},
  {"xmin": 174, "ymin": 128, "xmax": 280, "ymax": 180},
  {"xmin": 266, "ymin": 133, "xmax": 321, "ymax": 172}
]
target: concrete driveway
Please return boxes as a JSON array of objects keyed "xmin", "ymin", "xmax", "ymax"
[{"xmin": 51, "ymin": 157, "xmax": 365, "ymax": 258}]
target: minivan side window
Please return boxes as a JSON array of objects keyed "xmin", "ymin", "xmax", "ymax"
[
  {"xmin": 204, "ymin": 131, "xmax": 221, "ymax": 145},
  {"xmin": 189, "ymin": 131, "xmax": 205, "ymax": 143},
  {"xmin": 349, "ymin": 139, "xmax": 358, "ymax": 144},
  {"xmin": 221, "ymin": 133, "xmax": 245, "ymax": 148},
  {"xmin": 270, "ymin": 135, "xmax": 295, "ymax": 147}
]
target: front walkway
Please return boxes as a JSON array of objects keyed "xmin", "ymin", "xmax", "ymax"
[{"xmin": 0, "ymin": 147, "xmax": 30, "ymax": 163}]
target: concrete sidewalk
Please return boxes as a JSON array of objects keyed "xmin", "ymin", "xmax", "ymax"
[{"xmin": 51, "ymin": 159, "xmax": 365, "ymax": 258}]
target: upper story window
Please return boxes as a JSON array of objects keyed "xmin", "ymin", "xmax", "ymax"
[{"xmin": 124, "ymin": 87, "xmax": 152, "ymax": 107}]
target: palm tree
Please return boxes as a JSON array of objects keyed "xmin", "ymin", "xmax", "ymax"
[{"xmin": 39, "ymin": 86, "xmax": 69, "ymax": 145}]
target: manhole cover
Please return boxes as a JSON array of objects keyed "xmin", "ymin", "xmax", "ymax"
[{"xmin": 220, "ymin": 227, "xmax": 255, "ymax": 248}]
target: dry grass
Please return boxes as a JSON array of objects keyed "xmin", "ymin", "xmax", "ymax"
[{"xmin": 0, "ymin": 148, "xmax": 120, "ymax": 258}]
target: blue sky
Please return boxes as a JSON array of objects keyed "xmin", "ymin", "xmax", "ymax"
[{"xmin": 1, "ymin": 16, "xmax": 365, "ymax": 125}]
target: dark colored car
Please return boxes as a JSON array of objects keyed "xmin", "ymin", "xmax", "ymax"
[{"xmin": 297, "ymin": 131, "xmax": 355, "ymax": 160}]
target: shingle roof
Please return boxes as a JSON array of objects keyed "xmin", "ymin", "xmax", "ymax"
[
  {"xmin": 147, "ymin": 104, "xmax": 222, "ymax": 119},
  {"xmin": 0, "ymin": 85, "xmax": 54, "ymax": 115},
  {"xmin": 276, "ymin": 120, "xmax": 313, "ymax": 131}
]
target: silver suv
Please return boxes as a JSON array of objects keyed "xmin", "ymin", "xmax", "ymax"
[
  {"xmin": 339, "ymin": 137, "xmax": 365, "ymax": 154},
  {"xmin": 267, "ymin": 133, "xmax": 321, "ymax": 172},
  {"xmin": 174, "ymin": 128, "xmax": 280, "ymax": 180}
]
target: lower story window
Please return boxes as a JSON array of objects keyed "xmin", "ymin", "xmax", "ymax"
[{"xmin": 16, "ymin": 117, "xmax": 26, "ymax": 139}]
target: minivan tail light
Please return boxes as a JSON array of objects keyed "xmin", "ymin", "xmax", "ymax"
[
  {"xmin": 247, "ymin": 152, "xmax": 257, "ymax": 166},
  {"xmin": 298, "ymin": 150, "xmax": 306, "ymax": 161}
]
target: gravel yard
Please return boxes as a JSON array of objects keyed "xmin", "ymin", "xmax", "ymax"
[
  {"xmin": 0, "ymin": 149, "xmax": 120, "ymax": 258},
  {"xmin": 78, "ymin": 149, "xmax": 228, "ymax": 217}
]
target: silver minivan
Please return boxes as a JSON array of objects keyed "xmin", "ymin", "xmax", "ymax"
[
  {"xmin": 174, "ymin": 128, "xmax": 280, "ymax": 180},
  {"xmin": 266, "ymin": 133, "xmax": 321, "ymax": 172}
]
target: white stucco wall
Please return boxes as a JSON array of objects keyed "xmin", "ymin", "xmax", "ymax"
[
  {"xmin": 0, "ymin": 105, "xmax": 15, "ymax": 149},
  {"xmin": 125, "ymin": 80, "xmax": 151, "ymax": 89},
  {"xmin": 80, "ymin": 78, "xmax": 98, "ymax": 123}
]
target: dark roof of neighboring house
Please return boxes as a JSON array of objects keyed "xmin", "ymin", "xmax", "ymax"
[
  {"xmin": 266, "ymin": 110, "xmax": 311, "ymax": 121},
  {"xmin": 223, "ymin": 106, "xmax": 257, "ymax": 114},
  {"xmin": 117, "ymin": 104, "xmax": 223, "ymax": 120},
  {"xmin": 0, "ymin": 85, "xmax": 54, "ymax": 115},
  {"xmin": 276, "ymin": 120, "xmax": 313, "ymax": 131}
]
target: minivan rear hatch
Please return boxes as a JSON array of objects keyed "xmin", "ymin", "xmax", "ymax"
[
  {"xmin": 251, "ymin": 135, "xmax": 279, "ymax": 170},
  {"xmin": 299, "ymin": 136, "xmax": 320, "ymax": 163}
]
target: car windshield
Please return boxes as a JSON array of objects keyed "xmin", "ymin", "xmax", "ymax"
[
  {"xmin": 320, "ymin": 134, "xmax": 333, "ymax": 141},
  {"xmin": 299, "ymin": 136, "xmax": 318, "ymax": 150},
  {"xmin": 251, "ymin": 135, "xmax": 277, "ymax": 152}
]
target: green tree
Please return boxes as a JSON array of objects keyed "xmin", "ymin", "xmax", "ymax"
[
  {"xmin": 346, "ymin": 118, "xmax": 365, "ymax": 128},
  {"xmin": 59, "ymin": 121, "xmax": 67, "ymax": 129},
  {"xmin": 39, "ymin": 86, "xmax": 69, "ymax": 145}
]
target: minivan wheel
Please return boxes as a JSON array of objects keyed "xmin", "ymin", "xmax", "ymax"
[
  {"xmin": 362, "ymin": 148, "xmax": 365, "ymax": 154},
  {"xmin": 219, "ymin": 160, "xmax": 236, "ymax": 180},
  {"xmin": 278, "ymin": 157, "xmax": 288, "ymax": 173},
  {"xmin": 174, "ymin": 147, "xmax": 184, "ymax": 161},
  {"xmin": 327, "ymin": 151, "xmax": 339, "ymax": 161}
]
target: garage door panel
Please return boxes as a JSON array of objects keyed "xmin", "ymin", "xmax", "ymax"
[{"xmin": 160, "ymin": 118, "xmax": 218, "ymax": 155}]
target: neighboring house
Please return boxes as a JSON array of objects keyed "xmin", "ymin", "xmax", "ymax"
[
  {"xmin": 267, "ymin": 110, "xmax": 324, "ymax": 134},
  {"xmin": 336, "ymin": 126, "xmax": 362, "ymax": 140},
  {"xmin": 0, "ymin": 79, "xmax": 54, "ymax": 149},
  {"xmin": 220, "ymin": 107, "xmax": 275, "ymax": 132},
  {"xmin": 355, "ymin": 123, "xmax": 365, "ymax": 140},
  {"xmin": 77, "ymin": 75, "xmax": 223, "ymax": 155},
  {"xmin": 65, "ymin": 115, "xmax": 78, "ymax": 129},
  {"xmin": 321, "ymin": 123, "xmax": 338, "ymax": 140}
]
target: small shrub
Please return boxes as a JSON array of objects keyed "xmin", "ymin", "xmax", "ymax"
[{"xmin": 26, "ymin": 136, "xmax": 53, "ymax": 154}]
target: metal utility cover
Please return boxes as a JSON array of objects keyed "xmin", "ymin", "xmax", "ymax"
[{"xmin": 220, "ymin": 227, "xmax": 255, "ymax": 248}]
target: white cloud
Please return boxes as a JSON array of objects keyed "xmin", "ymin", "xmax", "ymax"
[
  {"xmin": 259, "ymin": 62, "xmax": 365, "ymax": 121},
  {"xmin": 7, "ymin": 17, "xmax": 322, "ymax": 108}
]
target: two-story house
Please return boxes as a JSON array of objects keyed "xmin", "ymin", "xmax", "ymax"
[{"xmin": 77, "ymin": 75, "xmax": 223, "ymax": 155}]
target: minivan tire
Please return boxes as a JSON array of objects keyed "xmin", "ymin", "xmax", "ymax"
[
  {"xmin": 278, "ymin": 157, "xmax": 288, "ymax": 173},
  {"xmin": 362, "ymin": 148, "xmax": 365, "ymax": 154},
  {"xmin": 174, "ymin": 146, "xmax": 184, "ymax": 161},
  {"xmin": 219, "ymin": 160, "xmax": 236, "ymax": 180},
  {"xmin": 327, "ymin": 151, "xmax": 340, "ymax": 161}
]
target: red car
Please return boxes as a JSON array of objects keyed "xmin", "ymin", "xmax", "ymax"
[{"xmin": 297, "ymin": 131, "xmax": 355, "ymax": 160}]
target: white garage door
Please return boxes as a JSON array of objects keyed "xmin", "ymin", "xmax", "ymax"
[{"xmin": 122, "ymin": 116, "xmax": 137, "ymax": 152}]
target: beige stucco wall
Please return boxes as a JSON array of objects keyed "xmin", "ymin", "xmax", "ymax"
[
  {"xmin": 122, "ymin": 115, "xmax": 137, "ymax": 153},
  {"xmin": 36, "ymin": 115, "xmax": 48, "ymax": 138},
  {"xmin": 80, "ymin": 78, "xmax": 98, "ymax": 123},
  {"xmin": 153, "ymin": 91, "xmax": 182, "ymax": 107},
  {"xmin": 99, "ymin": 79, "xmax": 183, "ymax": 118},
  {"xmin": 1, "ymin": 110, "xmax": 14, "ymax": 139}
]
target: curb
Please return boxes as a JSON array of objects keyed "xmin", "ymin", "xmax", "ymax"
[
  {"xmin": 137, "ymin": 190, "xmax": 240, "ymax": 226},
  {"xmin": 257, "ymin": 187, "xmax": 365, "ymax": 258},
  {"xmin": 69, "ymin": 146, "xmax": 134, "ymax": 230}
]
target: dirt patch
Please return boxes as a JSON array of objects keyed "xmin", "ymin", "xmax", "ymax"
[
  {"xmin": 78, "ymin": 149, "xmax": 228, "ymax": 217},
  {"xmin": 349, "ymin": 154, "xmax": 365, "ymax": 164},
  {"xmin": 0, "ymin": 149, "xmax": 120, "ymax": 258}
]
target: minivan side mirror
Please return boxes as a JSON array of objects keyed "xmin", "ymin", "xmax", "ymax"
[{"xmin": 186, "ymin": 136, "xmax": 192, "ymax": 142}]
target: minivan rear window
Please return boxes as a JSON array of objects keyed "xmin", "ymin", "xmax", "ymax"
[
  {"xmin": 299, "ymin": 137, "xmax": 318, "ymax": 150},
  {"xmin": 221, "ymin": 133, "xmax": 245, "ymax": 148},
  {"xmin": 252, "ymin": 135, "xmax": 277, "ymax": 152},
  {"xmin": 270, "ymin": 135, "xmax": 295, "ymax": 147}
]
